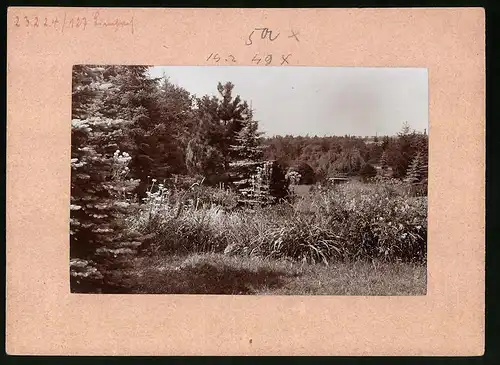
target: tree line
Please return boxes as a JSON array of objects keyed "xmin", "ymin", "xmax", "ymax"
[{"xmin": 263, "ymin": 124, "xmax": 428, "ymax": 185}]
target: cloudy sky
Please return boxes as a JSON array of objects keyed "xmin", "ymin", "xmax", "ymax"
[{"xmin": 148, "ymin": 66, "xmax": 428, "ymax": 137}]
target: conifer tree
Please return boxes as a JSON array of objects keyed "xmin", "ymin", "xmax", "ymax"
[
  {"xmin": 379, "ymin": 150, "xmax": 391, "ymax": 178},
  {"xmin": 185, "ymin": 134, "xmax": 225, "ymax": 182},
  {"xmin": 70, "ymin": 66, "xmax": 144, "ymax": 293},
  {"xmin": 405, "ymin": 151, "xmax": 424, "ymax": 184},
  {"xmin": 380, "ymin": 150, "xmax": 389, "ymax": 170},
  {"xmin": 229, "ymin": 116, "xmax": 266, "ymax": 203},
  {"xmin": 411, "ymin": 132, "xmax": 429, "ymax": 185},
  {"xmin": 196, "ymin": 82, "xmax": 251, "ymax": 172}
]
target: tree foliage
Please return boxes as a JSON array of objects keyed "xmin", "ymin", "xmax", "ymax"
[
  {"xmin": 228, "ymin": 110, "xmax": 268, "ymax": 204},
  {"xmin": 71, "ymin": 66, "xmax": 144, "ymax": 293},
  {"xmin": 262, "ymin": 123, "xmax": 428, "ymax": 184}
]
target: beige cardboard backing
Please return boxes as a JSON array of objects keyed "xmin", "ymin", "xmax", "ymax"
[{"xmin": 6, "ymin": 7, "xmax": 485, "ymax": 356}]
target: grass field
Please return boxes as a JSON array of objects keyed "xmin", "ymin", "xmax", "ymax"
[
  {"xmin": 82, "ymin": 179, "xmax": 427, "ymax": 295},
  {"xmin": 113, "ymin": 253, "xmax": 426, "ymax": 295}
]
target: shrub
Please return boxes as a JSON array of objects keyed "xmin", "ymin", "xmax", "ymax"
[
  {"xmin": 259, "ymin": 215, "xmax": 347, "ymax": 264},
  {"xmin": 316, "ymin": 182, "xmax": 427, "ymax": 262},
  {"xmin": 293, "ymin": 162, "xmax": 316, "ymax": 185},
  {"xmin": 135, "ymin": 179, "xmax": 427, "ymax": 264},
  {"xmin": 360, "ymin": 163, "xmax": 377, "ymax": 182}
]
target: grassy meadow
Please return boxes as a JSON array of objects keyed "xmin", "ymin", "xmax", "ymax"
[
  {"xmin": 116, "ymin": 253, "xmax": 426, "ymax": 295},
  {"xmin": 102, "ymin": 178, "xmax": 427, "ymax": 295}
]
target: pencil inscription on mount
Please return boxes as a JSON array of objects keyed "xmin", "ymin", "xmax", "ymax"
[
  {"xmin": 10, "ymin": 11, "xmax": 135, "ymax": 34},
  {"xmin": 205, "ymin": 52, "xmax": 292, "ymax": 66},
  {"xmin": 245, "ymin": 27, "xmax": 300, "ymax": 46},
  {"xmin": 93, "ymin": 12, "xmax": 134, "ymax": 34}
]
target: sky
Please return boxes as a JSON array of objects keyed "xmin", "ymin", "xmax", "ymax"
[{"xmin": 148, "ymin": 66, "xmax": 428, "ymax": 137}]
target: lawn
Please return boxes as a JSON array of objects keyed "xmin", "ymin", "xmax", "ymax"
[{"xmin": 114, "ymin": 253, "xmax": 426, "ymax": 296}]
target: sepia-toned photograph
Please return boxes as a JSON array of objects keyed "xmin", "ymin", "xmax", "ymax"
[{"xmin": 70, "ymin": 65, "xmax": 428, "ymax": 295}]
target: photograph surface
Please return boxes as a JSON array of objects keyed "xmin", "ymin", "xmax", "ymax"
[{"xmin": 70, "ymin": 65, "xmax": 428, "ymax": 295}]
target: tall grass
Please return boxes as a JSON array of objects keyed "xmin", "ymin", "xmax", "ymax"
[{"xmin": 132, "ymin": 180, "xmax": 427, "ymax": 264}]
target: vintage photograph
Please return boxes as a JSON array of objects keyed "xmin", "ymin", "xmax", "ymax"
[{"xmin": 70, "ymin": 65, "xmax": 428, "ymax": 295}]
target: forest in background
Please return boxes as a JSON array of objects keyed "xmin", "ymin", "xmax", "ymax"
[{"xmin": 70, "ymin": 65, "xmax": 428, "ymax": 294}]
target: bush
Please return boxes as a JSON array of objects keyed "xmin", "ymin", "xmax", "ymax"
[
  {"xmin": 294, "ymin": 162, "xmax": 316, "ymax": 185},
  {"xmin": 316, "ymin": 182, "xmax": 427, "ymax": 262},
  {"xmin": 135, "ymin": 179, "xmax": 427, "ymax": 264},
  {"xmin": 259, "ymin": 215, "xmax": 347, "ymax": 264},
  {"xmin": 360, "ymin": 163, "xmax": 377, "ymax": 182}
]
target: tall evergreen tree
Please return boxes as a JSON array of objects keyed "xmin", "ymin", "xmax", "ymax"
[
  {"xmin": 386, "ymin": 122, "xmax": 417, "ymax": 178},
  {"xmin": 405, "ymin": 151, "xmax": 424, "ymax": 184},
  {"xmin": 70, "ymin": 66, "xmax": 144, "ymax": 293},
  {"xmin": 185, "ymin": 133, "xmax": 225, "ymax": 184},
  {"xmin": 156, "ymin": 76, "xmax": 195, "ymax": 157},
  {"xmin": 411, "ymin": 132, "xmax": 429, "ymax": 185},
  {"xmin": 380, "ymin": 150, "xmax": 389, "ymax": 170},
  {"xmin": 229, "ymin": 113, "xmax": 268, "ymax": 204},
  {"xmin": 110, "ymin": 70, "xmax": 188, "ymax": 197},
  {"xmin": 198, "ymin": 82, "xmax": 251, "ymax": 170}
]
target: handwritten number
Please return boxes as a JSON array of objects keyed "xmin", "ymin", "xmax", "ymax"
[
  {"xmin": 207, "ymin": 53, "xmax": 236, "ymax": 64},
  {"xmin": 11, "ymin": 14, "xmax": 103, "ymax": 32},
  {"xmin": 244, "ymin": 26, "xmax": 299, "ymax": 68},
  {"xmin": 207, "ymin": 53, "xmax": 221, "ymax": 63},
  {"xmin": 265, "ymin": 54, "xmax": 272, "ymax": 65},
  {"xmin": 245, "ymin": 30, "xmax": 254, "ymax": 46},
  {"xmin": 247, "ymin": 27, "xmax": 282, "ymax": 45}
]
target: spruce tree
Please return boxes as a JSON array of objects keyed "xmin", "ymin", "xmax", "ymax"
[
  {"xmin": 104, "ymin": 67, "xmax": 186, "ymax": 198},
  {"xmin": 195, "ymin": 82, "xmax": 251, "ymax": 171},
  {"xmin": 411, "ymin": 133, "xmax": 429, "ymax": 185},
  {"xmin": 229, "ymin": 114, "xmax": 267, "ymax": 205},
  {"xmin": 229, "ymin": 116, "xmax": 291, "ymax": 205},
  {"xmin": 405, "ymin": 151, "xmax": 424, "ymax": 184},
  {"xmin": 70, "ymin": 66, "xmax": 144, "ymax": 293},
  {"xmin": 380, "ymin": 150, "xmax": 389, "ymax": 170},
  {"xmin": 379, "ymin": 150, "xmax": 391, "ymax": 178}
]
